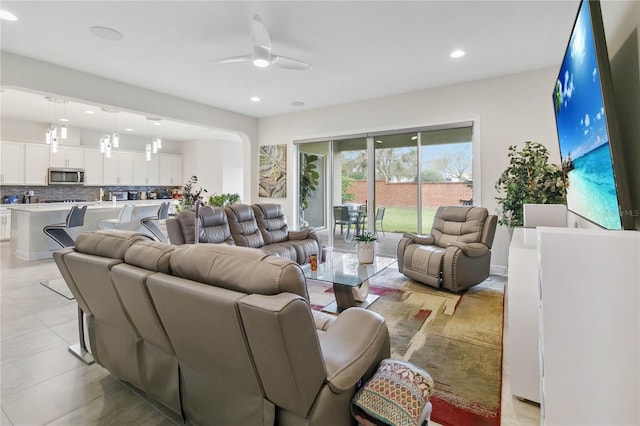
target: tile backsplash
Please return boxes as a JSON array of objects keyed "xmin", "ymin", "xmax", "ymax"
[{"xmin": 0, "ymin": 185, "xmax": 179, "ymax": 203}]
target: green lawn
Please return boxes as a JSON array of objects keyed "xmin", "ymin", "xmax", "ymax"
[{"xmin": 377, "ymin": 207, "xmax": 436, "ymax": 234}]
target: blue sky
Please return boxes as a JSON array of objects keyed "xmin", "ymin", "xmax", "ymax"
[{"xmin": 553, "ymin": 1, "xmax": 610, "ymax": 161}]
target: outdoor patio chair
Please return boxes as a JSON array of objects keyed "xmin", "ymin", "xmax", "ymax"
[{"xmin": 333, "ymin": 206, "xmax": 353, "ymax": 236}]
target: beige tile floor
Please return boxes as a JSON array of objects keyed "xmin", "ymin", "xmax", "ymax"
[{"xmin": 0, "ymin": 241, "xmax": 540, "ymax": 425}]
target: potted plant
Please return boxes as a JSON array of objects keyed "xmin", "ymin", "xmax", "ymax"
[
  {"xmin": 299, "ymin": 153, "xmax": 320, "ymax": 227},
  {"xmin": 208, "ymin": 192, "xmax": 240, "ymax": 207},
  {"xmin": 178, "ymin": 176, "xmax": 208, "ymax": 243},
  {"xmin": 495, "ymin": 141, "xmax": 567, "ymax": 228},
  {"xmin": 355, "ymin": 231, "xmax": 378, "ymax": 264}
]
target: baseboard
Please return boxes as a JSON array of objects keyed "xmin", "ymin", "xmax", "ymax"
[{"xmin": 490, "ymin": 264, "xmax": 507, "ymax": 276}]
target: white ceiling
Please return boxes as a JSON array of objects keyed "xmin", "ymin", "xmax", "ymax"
[{"xmin": 0, "ymin": 0, "xmax": 601, "ymax": 139}]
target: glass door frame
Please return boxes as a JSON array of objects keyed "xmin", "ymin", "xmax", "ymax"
[{"xmin": 295, "ymin": 120, "xmax": 477, "ymax": 247}]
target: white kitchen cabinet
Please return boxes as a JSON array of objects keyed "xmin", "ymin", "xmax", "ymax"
[
  {"xmin": 0, "ymin": 208, "xmax": 11, "ymax": 241},
  {"xmin": 133, "ymin": 152, "xmax": 160, "ymax": 186},
  {"xmin": 103, "ymin": 151, "xmax": 134, "ymax": 185},
  {"xmin": 158, "ymin": 154, "xmax": 183, "ymax": 186},
  {"xmin": 1, "ymin": 141, "xmax": 25, "ymax": 184},
  {"xmin": 24, "ymin": 143, "xmax": 50, "ymax": 185},
  {"xmin": 49, "ymin": 145, "xmax": 84, "ymax": 168},
  {"xmin": 84, "ymin": 148, "xmax": 104, "ymax": 186}
]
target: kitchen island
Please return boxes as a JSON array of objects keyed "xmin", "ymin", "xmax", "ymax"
[{"xmin": 7, "ymin": 199, "xmax": 176, "ymax": 260}]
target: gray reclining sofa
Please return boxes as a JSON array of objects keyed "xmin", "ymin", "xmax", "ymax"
[
  {"xmin": 166, "ymin": 203, "xmax": 321, "ymax": 265},
  {"xmin": 54, "ymin": 230, "xmax": 389, "ymax": 426}
]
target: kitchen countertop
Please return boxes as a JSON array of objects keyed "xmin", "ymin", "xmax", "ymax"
[{"xmin": 5, "ymin": 199, "xmax": 177, "ymax": 212}]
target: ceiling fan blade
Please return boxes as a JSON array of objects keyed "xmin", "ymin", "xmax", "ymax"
[
  {"xmin": 271, "ymin": 55, "xmax": 313, "ymax": 71},
  {"xmin": 217, "ymin": 55, "xmax": 251, "ymax": 64},
  {"xmin": 251, "ymin": 15, "xmax": 271, "ymax": 51}
]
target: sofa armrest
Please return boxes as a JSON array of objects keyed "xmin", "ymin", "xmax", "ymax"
[
  {"xmin": 288, "ymin": 230, "xmax": 310, "ymax": 240},
  {"xmin": 403, "ymin": 233, "xmax": 435, "ymax": 245},
  {"xmin": 313, "ymin": 310, "xmax": 336, "ymax": 331},
  {"xmin": 318, "ymin": 308, "xmax": 390, "ymax": 393},
  {"xmin": 447, "ymin": 241, "xmax": 488, "ymax": 258}
]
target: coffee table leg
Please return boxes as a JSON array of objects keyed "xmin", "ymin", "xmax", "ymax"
[
  {"xmin": 322, "ymin": 282, "xmax": 380, "ymax": 314},
  {"xmin": 334, "ymin": 283, "xmax": 356, "ymax": 311}
]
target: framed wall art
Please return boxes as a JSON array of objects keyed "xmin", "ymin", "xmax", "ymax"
[{"xmin": 259, "ymin": 144, "xmax": 287, "ymax": 198}]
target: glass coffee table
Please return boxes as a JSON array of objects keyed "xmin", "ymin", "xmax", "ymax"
[{"xmin": 303, "ymin": 251, "xmax": 397, "ymax": 313}]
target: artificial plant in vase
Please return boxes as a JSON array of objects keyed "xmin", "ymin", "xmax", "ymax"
[
  {"xmin": 495, "ymin": 141, "xmax": 567, "ymax": 228},
  {"xmin": 355, "ymin": 231, "xmax": 378, "ymax": 264}
]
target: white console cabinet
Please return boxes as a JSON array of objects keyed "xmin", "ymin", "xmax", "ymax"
[
  {"xmin": 507, "ymin": 228, "xmax": 541, "ymax": 403},
  {"xmin": 538, "ymin": 227, "xmax": 640, "ymax": 426}
]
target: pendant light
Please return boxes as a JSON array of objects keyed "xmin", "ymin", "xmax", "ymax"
[
  {"xmin": 145, "ymin": 143, "xmax": 152, "ymax": 162},
  {"xmin": 146, "ymin": 116, "xmax": 162, "ymax": 155},
  {"xmin": 101, "ymin": 107, "xmax": 118, "ymax": 154},
  {"xmin": 60, "ymin": 101, "xmax": 68, "ymax": 139},
  {"xmin": 44, "ymin": 97, "xmax": 68, "ymax": 147}
]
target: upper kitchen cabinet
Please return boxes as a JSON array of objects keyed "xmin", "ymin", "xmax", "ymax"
[
  {"xmin": 133, "ymin": 152, "xmax": 160, "ymax": 186},
  {"xmin": 84, "ymin": 148, "xmax": 104, "ymax": 186},
  {"xmin": 158, "ymin": 154, "xmax": 183, "ymax": 186},
  {"xmin": 103, "ymin": 151, "xmax": 134, "ymax": 185},
  {"xmin": 1, "ymin": 141, "xmax": 25, "ymax": 184},
  {"xmin": 49, "ymin": 145, "xmax": 84, "ymax": 168},
  {"xmin": 24, "ymin": 143, "xmax": 50, "ymax": 185}
]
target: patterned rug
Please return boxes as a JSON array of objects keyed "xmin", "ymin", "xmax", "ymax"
[{"xmin": 307, "ymin": 264, "xmax": 505, "ymax": 426}]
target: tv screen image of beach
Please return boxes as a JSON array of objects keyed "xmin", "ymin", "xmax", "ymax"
[{"xmin": 553, "ymin": 1, "xmax": 623, "ymax": 230}]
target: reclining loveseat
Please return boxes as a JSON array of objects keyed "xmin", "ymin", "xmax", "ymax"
[
  {"xmin": 166, "ymin": 203, "xmax": 321, "ymax": 265},
  {"xmin": 54, "ymin": 230, "xmax": 390, "ymax": 426}
]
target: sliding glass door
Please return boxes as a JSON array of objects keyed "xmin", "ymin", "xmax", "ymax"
[{"xmin": 296, "ymin": 122, "xmax": 474, "ymax": 257}]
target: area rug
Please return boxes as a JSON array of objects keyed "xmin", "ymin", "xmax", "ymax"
[{"xmin": 307, "ymin": 264, "xmax": 505, "ymax": 426}]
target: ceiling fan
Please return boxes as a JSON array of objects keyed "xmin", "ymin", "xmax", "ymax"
[{"xmin": 218, "ymin": 15, "xmax": 312, "ymax": 71}]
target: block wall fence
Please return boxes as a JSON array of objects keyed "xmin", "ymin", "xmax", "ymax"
[{"xmin": 348, "ymin": 181, "xmax": 473, "ymax": 208}]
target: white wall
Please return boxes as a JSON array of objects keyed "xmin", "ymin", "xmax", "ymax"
[
  {"xmin": 181, "ymin": 139, "xmax": 245, "ymax": 201},
  {"xmin": 257, "ymin": 67, "xmax": 562, "ymax": 269}
]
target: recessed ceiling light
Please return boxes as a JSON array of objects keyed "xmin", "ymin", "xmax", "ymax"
[
  {"xmin": 251, "ymin": 96, "xmax": 261, "ymax": 102},
  {"xmin": 90, "ymin": 26, "xmax": 124, "ymax": 41},
  {"xmin": 450, "ymin": 49, "xmax": 466, "ymax": 59},
  {"xmin": 411, "ymin": 135, "xmax": 418, "ymax": 140},
  {"xmin": 375, "ymin": 140, "xmax": 383, "ymax": 144},
  {"xmin": 125, "ymin": 128, "xmax": 134, "ymax": 132},
  {"xmin": 59, "ymin": 118, "xmax": 69, "ymax": 122},
  {"xmin": 0, "ymin": 10, "xmax": 18, "ymax": 21},
  {"xmin": 290, "ymin": 101, "xmax": 305, "ymax": 107},
  {"xmin": 84, "ymin": 110, "xmax": 95, "ymax": 114}
]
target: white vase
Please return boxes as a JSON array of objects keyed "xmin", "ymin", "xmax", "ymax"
[{"xmin": 357, "ymin": 241, "xmax": 375, "ymax": 264}]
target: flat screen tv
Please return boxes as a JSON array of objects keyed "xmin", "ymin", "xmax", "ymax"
[{"xmin": 552, "ymin": 0, "xmax": 633, "ymax": 230}]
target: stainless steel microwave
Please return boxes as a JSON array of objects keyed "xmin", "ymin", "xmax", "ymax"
[{"xmin": 48, "ymin": 167, "xmax": 86, "ymax": 185}]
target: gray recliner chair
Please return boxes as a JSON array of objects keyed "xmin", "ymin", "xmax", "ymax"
[{"xmin": 397, "ymin": 205, "xmax": 497, "ymax": 293}]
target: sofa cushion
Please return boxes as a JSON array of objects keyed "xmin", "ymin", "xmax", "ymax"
[
  {"xmin": 74, "ymin": 230, "xmax": 150, "ymax": 259},
  {"xmin": 261, "ymin": 242, "xmax": 298, "ymax": 263},
  {"xmin": 225, "ymin": 204, "xmax": 265, "ymax": 248},
  {"xmin": 176, "ymin": 210, "xmax": 197, "ymax": 244},
  {"xmin": 124, "ymin": 240, "xmax": 175, "ymax": 273},
  {"xmin": 431, "ymin": 206, "xmax": 488, "ymax": 248},
  {"xmin": 253, "ymin": 203, "xmax": 289, "ymax": 244},
  {"xmin": 169, "ymin": 243, "xmax": 309, "ymax": 300},
  {"xmin": 199, "ymin": 206, "xmax": 235, "ymax": 245}
]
